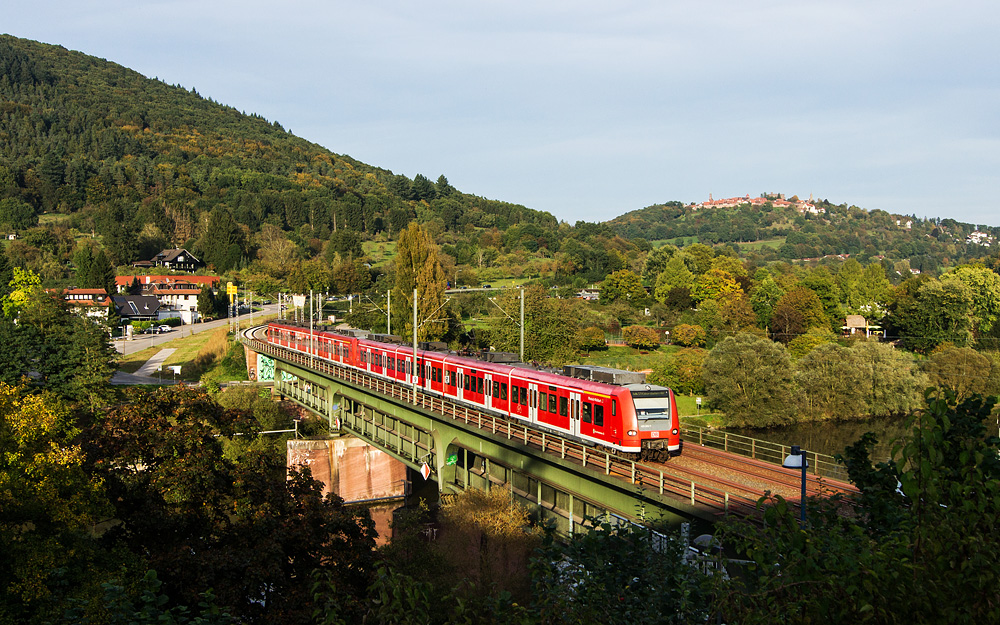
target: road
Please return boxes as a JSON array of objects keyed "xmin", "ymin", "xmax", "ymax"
[{"xmin": 114, "ymin": 304, "xmax": 281, "ymax": 356}]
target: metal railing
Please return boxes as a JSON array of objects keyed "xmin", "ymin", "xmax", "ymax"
[
  {"xmin": 680, "ymin": 424, "xmax": 850, "ymax": 483},
  {"xmin": 246, "ymin": 332, "xmax": 770, "ymax": 518}
]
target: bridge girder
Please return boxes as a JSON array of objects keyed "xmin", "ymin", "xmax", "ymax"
[{"xmin": 272, "ymin": 357, "xmax": 716, "ymax": 535}]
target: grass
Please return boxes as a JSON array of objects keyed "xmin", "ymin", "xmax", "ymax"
[
  {"xmin": 735, "ymin": 237, "xmax": 785, "ymax": 251},
  {"xmin": 117, "ymin": 326, "xmax": 244, "ymax": 382},
  {"xmin": 571, "ymin": 345, "xmax": 679, "ymax": 371},
  {"xmin": 363, "ymin": 240, "xmax": 397, "ymax": 268}
]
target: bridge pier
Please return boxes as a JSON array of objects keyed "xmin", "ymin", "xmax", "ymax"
[{"xmin": 261, "ymin": 347, "xmax": 713, "ymax": 538}]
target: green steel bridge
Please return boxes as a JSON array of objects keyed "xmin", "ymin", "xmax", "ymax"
[{"xmin": 242, "ymin": 327, "xmax": 762, "ymax": 534}]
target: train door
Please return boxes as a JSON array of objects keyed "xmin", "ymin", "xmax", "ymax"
[
  {"xmin": 528, "ymin": 383, "xmax": 538, "ymax": 422},
  {"xmin": 484, "ymin": 373, "xmax": 493, "ymax": 410},
  {"xmin": 569, "ymin": 391, "xmax": 581, "ymax": 437}
]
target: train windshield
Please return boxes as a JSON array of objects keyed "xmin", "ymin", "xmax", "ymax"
[{"xmin": 629, "ymin": 387, "xmax": 674, "ymax": 430}]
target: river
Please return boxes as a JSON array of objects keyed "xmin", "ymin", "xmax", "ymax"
[{"xmin": 727, "ymin": 416, "xmax": 913, "ymax": 464}]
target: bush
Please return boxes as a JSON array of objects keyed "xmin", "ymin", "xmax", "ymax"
[
  {"xmin": 576, "ymin": 326, "xmax": 607, "ymax": 352},
  {"xmin": 672, "ymin": 323, "xmax": 706, "ymax": 347},
  {"xmin": 622, "ymin": 325, "xmax": 660, "ymax": 350},
  {"xmin": 649, "ymin": 348, "xmax": 708, "ymax": 395}
]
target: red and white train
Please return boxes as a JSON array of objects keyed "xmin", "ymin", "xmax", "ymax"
[{"xmin": 267, "ymin": 321, "xmax": 681, "ymax": 458}]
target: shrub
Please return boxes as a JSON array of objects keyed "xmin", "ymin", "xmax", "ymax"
[
  {"xmin": 672, "ymin": 323, "xmax": 706, "ymax": 347},
  {"xmin": 622, "ymin": 325, "xmax": 660, "ymax": 350}
]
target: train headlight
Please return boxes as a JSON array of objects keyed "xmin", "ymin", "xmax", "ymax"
[
  {"xmin": 627, "ymin": 429, "xmax": 637, "ymax": 437},
  {"xmin": 672, "ymin": 428, "xmax": 678, "ymax": 435}
]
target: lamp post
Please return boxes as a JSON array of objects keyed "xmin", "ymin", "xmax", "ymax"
[{"xmin": 782, "ymin": 445, "xmax": 808, "ymax": 526}]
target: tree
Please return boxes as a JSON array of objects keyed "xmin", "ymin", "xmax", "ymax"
[
  {"xmin": 893, "ymin": 278, "xmax": 974, "ymax": 352},
  {"xmin": 850, "ymin": 339, "xmax": 925, "ymax": 417},
  {"xmin": 326, "ymin": 229, "xmax": 363, "ymax": 262},
  {"xmin": 794, "ymin": 343, "xmax": 869, "ymax": 420},
  {"xmin": 649, "ymin": 348, "xmax": 708, "ymax": 396},
  {"xmin": 672, "ymin": 323, "xmax": 706, "ymax": 347},
  {"xmin": 715, "ymin": 392, "xmax": 1000, "ymax": 623},
  {"xmin": 690, "ymin": 268, "xmax": 741, "ymax": 303},
  {"xmin": 531, "ymin": 519, "xmax": 710, "ymax": 624},
  {"xmin": 681, "ymin": 243, "xmax": 714, "ymax": 274},
  {"xmin": 3, "ymin": 266, "xmax": 42, "ymax": 318},
  {"xmin": 0, "ymin": 197, "xmax": 38, "ymax": 230},
  {"xmin": 785, "ymin": 326, "xmax": 837, "ymax": 359},
  {"xmin": 198, "ymin": 284, "xmax": 218, "ymax": 319},
  {"xmin": 14, "ymin": 288, "xmax": 117, "ymax": 406},
  {"xmin": 600, "ymin": 269, "xmax": 645, "ymax": 304},
  {"xmin": 702, "ymin": 333, "xmax": 795, "ymax": 427},
  {"xmin": 642, "ymin": 244, "xmax": 676, "ymax": 279},
  {"xmin": 922, "ymin": 344, "xmax": 994, "ymax": 399},
  {"xmin": 487, "ymin": 286, "xmax": 580, "ymax": 364},
  {"xmin": 200, "ymin": 208, "xmax": 247, "ymax": 273},
  {"xmin": 0, "ymin": 384, "xmax": 110, "ymax": 622},
  {"xmin": 941, "ymin": 264, "xmax": 1000, "ymax": 338},
  {"xmin": 0, "ymin": 245, "xmax": 12, "ymax": 302},
  {"xmin": 83, "ymin": 386, "xmax": 378, "ymax": 624},
  {"xmin": 622, "ymin": 325, "xmax": 659, "ymax": 350},
  {"xmin": 769, "ymin": 286, "xmax": 827, "ymax": 343},
  {"xmin": 99, "ymin": 200, "xmax": 141, "ymax": 265},
  {"xmin": 653, "ymin": 256, "xmax": 694, "ymax": 304},
  {"xmin": 576, "ymin": 326, "xmax": 607, "ymax": 352},
  {"xmin": 749, "ymin": 272, "xmax": 784, "ymax": 328},
  {"xmin": 391, "ymin": 222, "xmax": 448, "ymax": 342}
]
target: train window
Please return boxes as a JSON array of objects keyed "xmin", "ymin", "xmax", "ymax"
[
  {"xmin": 549, "ymin": 393, "xmax": 557, "ymax": 414},
  {"xmin": 559, "ymin": 396, "xmax": 567, "ymax": 417},
  {"xmin": 594, "ymin": 405, "xmax": 604, "ymax": 427},
  {"xmin": 520, "ymin": 387, "xmax": 528, "ymax": 406},
  {"xmin": 501, "ymin": 383, "xmax": 508, "ymax": 401},
  {"xmin": 531, "ymin": 390, "xmax": 537, "ymax": 408},
  {"xmin": 612, "ymin": 399, "xmax": 617, "ymax": 416},
  {"xmin": 582, "ymin": 402, "xmax": 592, "ymax": 423},
  {"xmin": 406, "ymin": 361, "xmax": 411, "ymax": 375},
  {"xmin": 477, "ymin": 377, "xmax": 484, "ymax": 395},
  {"xmin": 538, "ymin": 392, "xmax": 547, "ymax": 411},
  {"xmin": 511, "ymin": 385, "xmax": 519, "ymax": 404},
  {"xmin": 493, "ymin": 381, "xmax": 500, "ymax": 398}
]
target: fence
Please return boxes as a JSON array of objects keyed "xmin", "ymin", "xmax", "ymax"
[{"xmin": 680, "ymin": 424, "xmax": 851, "ymax": 482}]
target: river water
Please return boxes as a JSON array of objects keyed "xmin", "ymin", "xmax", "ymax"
[{"xmin": 727, "ymin": 417, "xmax": 913, "ymax": 464}]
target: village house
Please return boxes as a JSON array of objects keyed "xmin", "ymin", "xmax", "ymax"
[
  {"xmin": 114, "ymin": 275, "xmax": 220, "ymax": 324},
  {"xmin": 52, "ymin": 287, "xmax": 111, "ymax": 320},
  {"xmin": 134, "ymin": 248, "xmax": 204, "ymax": 272}
]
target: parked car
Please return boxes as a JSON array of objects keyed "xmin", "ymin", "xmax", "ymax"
[{"xmin": 156, "ymin": 325, "xmax": 173, "ymax": 334}]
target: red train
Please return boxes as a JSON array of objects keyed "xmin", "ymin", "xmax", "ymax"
[{"xmin": 267, "ymin": 321, "xmax": 681, "ymax": 459}]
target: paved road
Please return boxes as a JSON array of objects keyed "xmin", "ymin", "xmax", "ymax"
[{"xmin": 114, "ymin": 304, "xmax": 281, "ymax": 356}]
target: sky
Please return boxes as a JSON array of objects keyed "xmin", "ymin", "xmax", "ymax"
[{"xmin": 5, "ymin": 1, "xmax": 1000, "ymax": 225}]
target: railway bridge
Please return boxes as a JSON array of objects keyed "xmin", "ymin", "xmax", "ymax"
[{"xmin": 241, "ymin": 326, "xmax": 824, "ymax": 535}]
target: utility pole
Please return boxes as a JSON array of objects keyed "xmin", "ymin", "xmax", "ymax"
[
  {"xmin": 520, "ymin": 286, "xmax": 525, "ymax": 362},
  {"xmin": 387, "ymin": 290, "xmax": 391, "ymax": 335},
  {"xmin": 412, "ymin": 288, "xmax": 418, "ymax": 399}
]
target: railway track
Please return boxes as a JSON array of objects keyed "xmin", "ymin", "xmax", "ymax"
[{"xmin": 244, "ymin": 327, "xmax": 857, "ymax": 519}]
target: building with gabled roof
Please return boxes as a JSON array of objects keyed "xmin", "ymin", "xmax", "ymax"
[
  {"xmin": 149, "ymin": 248, "xmax": 203, "ymax": 272},
  {"xmin": 110, "ymin": 295, "xmax": 162, "ymax": 322}
]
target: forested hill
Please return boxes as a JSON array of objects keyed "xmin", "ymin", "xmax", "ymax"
[
  {"xmin": 606, "ymin": 198, "xmax": 999, "ymax": 273},
  {"xmin": 0, "ymin": 35, "xmax": 554, "ymax": 271}
]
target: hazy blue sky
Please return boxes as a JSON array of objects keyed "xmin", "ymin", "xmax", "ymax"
[{"xmin": 6, "ymin": 1, "xmax": 999, "ymax": 225}]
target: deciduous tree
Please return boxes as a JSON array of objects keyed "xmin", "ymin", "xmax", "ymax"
[
  {"xmin": 703, "ymin": 333, "xmax": 794, "ymax": 427},
  {"xmin": 391, "ymin": 222, "xmax": 448, "ymax": 342}
]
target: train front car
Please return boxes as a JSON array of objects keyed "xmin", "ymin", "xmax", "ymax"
[{"xmin": 619, "ymin": 383, "xmax": 681, "ymax": 461}]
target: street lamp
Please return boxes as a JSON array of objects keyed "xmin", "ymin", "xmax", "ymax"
[{"xmin": 782, "ymin": 445, "xmax": 808, "ymax": 526}]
